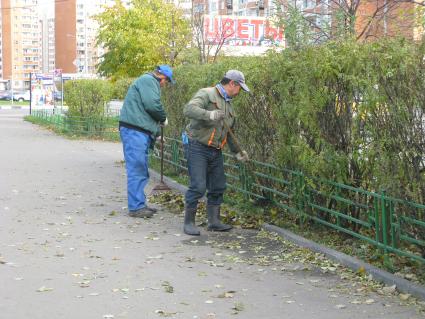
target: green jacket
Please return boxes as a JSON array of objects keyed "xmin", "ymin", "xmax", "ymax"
[
  {"xmin": 119, "ymin": 73, "xmax": 167, "ymax": 138},
  {"xmin": 184, "ymin": 87, "xmax": 239, "ymax": 154}
]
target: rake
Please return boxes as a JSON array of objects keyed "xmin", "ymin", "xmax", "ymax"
[{"xmin": 151, "ymin": 125, "xmax": 171, "ymax": 194}]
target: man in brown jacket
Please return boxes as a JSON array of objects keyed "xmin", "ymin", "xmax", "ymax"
[{"xmin": 182, "ymin": 70, "xmax": 250, "ymax": 236}]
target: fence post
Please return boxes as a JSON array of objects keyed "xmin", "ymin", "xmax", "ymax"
[
  {"xmin": 389, "ymin": 200, "xmax": 399, "ymax": 249},
  {"xmin": 292, "ymin": 172, "xmax": 307, "ymax": 228},
  {"xmin": 238, "ymin": 163, "xmax": 250, "ymax": 200},
  {"xmin": 171, "ymin": 140, "xmax": 179, "ymax": 174},
  {"xmin": 380, "ymin": 190, "xmax": 390, "ymax": 265}
]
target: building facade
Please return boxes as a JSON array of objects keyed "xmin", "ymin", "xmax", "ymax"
[
  {"xmin": 55, "ymin": 0, "xmax": 131, "ymax": 74},
  {"xmin": 281, "ymin": 0, "xmax": 424, "ymax": 43},
  {"xmin": 40, "ymin": 13, "xmax": 54, "ymax": 73},
  {"xmin": 1, "ymin": 0, "xmax": 41, "ymax": 90},
  {"xmin": 356, "ymin": 0, "xmax": 423, "ymax": 41},
  {"xmin": 192, "ymin": 0, "xmax": 273, "ymax": 16}
]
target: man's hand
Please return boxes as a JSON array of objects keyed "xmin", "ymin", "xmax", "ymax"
[
  {"xmin": 161, "ymin": 118, "xmax": 168, "ymax": 126},
  {"xmin": 208, "ymin": 110, "xmax": 225, "ymax": 121},
  {"xmin": 235, "ymin": 150, "xmax": 249, "ymax": 163},
  {"xmin": 156, "ymin": 135, "xmax": 166, "ymax": 143}
]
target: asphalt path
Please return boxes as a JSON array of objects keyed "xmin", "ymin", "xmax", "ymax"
[{"xmin": 0, "ymin": 109, "xmax": 423, "ymax": 319}]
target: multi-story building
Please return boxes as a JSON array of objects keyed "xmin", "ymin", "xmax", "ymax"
[
  {"xmin": 356, "ymin": 0, "xmax": 423, "ymax": 41},
  {"xmin": 192, "ymin": 0, "xmax": 283, "ymax": 56},
  {"xmin": 192, "ymin": 0, "xmax": 269, "ymax": 16},
  {"xmin": 282, "ymin": 0, "xmax": 423, "ymax": 43},
  {"xmin": 0, "ymin": 5, "xmax": 3, "ymax": 81},
  {"xmin": 40, "ymin": 13, "xmax": 54, "ymax": 73},
  {"xmin": 173, "ymin": 0, "xmax": 192, "ymax": 18},
  {"xmin": 1, "ymin": 0, "xmax": 41, "ymax": 90},
  {"xmin": 55, "ymin": 0, "xmax": 131, "ymax": 74}
]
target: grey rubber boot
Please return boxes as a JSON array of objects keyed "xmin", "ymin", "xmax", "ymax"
[
  {"xmin": 183, "ymin": 206, "xmax": 200, "ymax": 236},
  {"xmin": 207, "ymin": 204, "xmax": 232, "ymax": 231}
]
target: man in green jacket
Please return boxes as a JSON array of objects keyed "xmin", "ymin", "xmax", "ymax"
[
  {"xmin": 119, "ymin": 65, "xmax": 173, "ymax": 218},
  {"xmin": 182, "ymin": 70, "xmax": 250, "ymax": 235}
]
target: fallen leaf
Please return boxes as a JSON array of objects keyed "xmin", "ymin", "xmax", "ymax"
[
  {"xmin": 232, "ymin": 302, "xmax": 244, "ymax": 312},
  {"xmin": 154, "ymin": 309, "xmax": 177, "ymax": 317},
  {"xmin": 217, "ymin": 291, "xmax": 235, "ymax": 298},
  {"xmin": 78, "ymin": 281, "xmax": 90, "ymax": 288},
  {"xmin": 380, "ymin": 285, "xmax": 396, "ymax": 295},
  {"xmin": 162, "ymin": 281, "xmax": 174, "ymax": 293},
  {"xmin": 399, "ymin": 293, "xmax": 411, "ymax": 301},
  {"xmin": 148, "ymin": 255, "xmax": 163, "ymax": 259},
  {"xmin": 88, "ymin": 292, "xmax": 100, "ymax": 296}
]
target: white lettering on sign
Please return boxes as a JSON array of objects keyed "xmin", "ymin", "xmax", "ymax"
[{"xmin": 204, "ymin": 15, "xmax": 284, "ymax": 46}]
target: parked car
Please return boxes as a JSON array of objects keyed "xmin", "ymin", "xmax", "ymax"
[
  {"xmin": 0, "ymin": 90, "xmax": 12, "ymax": 100},
  {"xmin": 53, "ymin": 91, "xmax": 63, "ymax": 101},
  {"xmin": 12, "ymin": 90, "xmax": 30, "ymax": 102}
]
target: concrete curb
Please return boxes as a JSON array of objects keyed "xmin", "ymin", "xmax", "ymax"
[
  {"xmin": 263, "ymin": 224, "xmax": 425, "ymax": 301},
  {"xmin": 149, "ymin": 169, "xmax": 425, "ymax": 301},
  {"xmin": 0, "ymin": 105, "xmax": 27, "ymax": 110}
]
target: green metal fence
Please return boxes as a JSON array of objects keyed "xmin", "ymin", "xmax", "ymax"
[
  {"xmin": 30, "ymin": 109, "xmax": 119, "ymax": 140},
  {"xmin": 29, "ymin": 110, "xmax": 425, "ymax": 264},
  {"xmin": 158, "ymin": 136, "xmax": 425, "ymax": 265}
]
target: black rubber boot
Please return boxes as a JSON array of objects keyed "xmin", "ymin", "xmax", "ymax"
[
  {"xmin": 207, "ymin": 204, "xmax": 232, "ymax": 231},
  {"xmin": 183, "ymin": 206, "xmax": 200, "ymax": 236}
]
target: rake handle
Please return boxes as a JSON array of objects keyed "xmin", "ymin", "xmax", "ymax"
[
  {"xmin": 213, "ymin": 102, "xmax": 243, "ymax": 154},
  {"xmin": 160, "ymin": 125, "xmax": 165, "ymax": 183},
  {"xmin": 222, "ymin": 121, "xmax": 243, "ymax": 154}
]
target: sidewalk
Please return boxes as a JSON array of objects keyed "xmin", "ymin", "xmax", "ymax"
[
  {"xmin": 0, "ymin": 109, "xmax": 423, "ymax": 319},
  {"xmin": 0, "ymin": 103, "xmax": 65, "ymax": 111}
]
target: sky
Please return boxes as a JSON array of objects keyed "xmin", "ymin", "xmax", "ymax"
[{"xmin": 38, "ymin": 0, "xmax": 54, "ymax": 15}]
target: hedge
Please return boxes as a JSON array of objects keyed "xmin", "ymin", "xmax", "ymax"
[{"xmin": 158, "ymin": 38, "xmax": 425, "ymax": 207}]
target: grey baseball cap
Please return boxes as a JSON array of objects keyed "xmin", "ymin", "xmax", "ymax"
[{"xmin": 224, "ymin": 70, "xmax": 250, "ymax": 92}]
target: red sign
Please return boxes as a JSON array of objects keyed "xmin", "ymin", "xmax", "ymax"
[{"xmin": 204, "ymin": 15, "xmax": 284, "ymax": 46}]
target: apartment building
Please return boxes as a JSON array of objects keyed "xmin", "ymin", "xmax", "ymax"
[
  {"xmin": 191, "ymin": 0, "xmax": 272, "ymax": 16},
  {"xmin": 0, "ymin": 7, "xmax": 3, "ymax": 80},
  {"xmin": 356, "ymin": 0, "xmax": 423, "ymax": 41},
  {"xmin": 55, "ymin": 0, "xmax": 131, "ymax": 74},
  {"xmin": 40, "ymin": 13, "xmax": 54, "ymax": 73},
  {"xmin": 1, "ymin": 0, "xmax": 41, "ymax": 90},
  {"xmin": 173, "ymin": 0, "xmax": 193, "ymax": 18},
  {"xmin": 282, "ymin": 0, "xmax": 423, "ymax": 42}
]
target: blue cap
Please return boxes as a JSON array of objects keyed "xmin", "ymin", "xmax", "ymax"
[{"xmin": 156, "ymin": 65, "xmax": 175, "ymax": 84}]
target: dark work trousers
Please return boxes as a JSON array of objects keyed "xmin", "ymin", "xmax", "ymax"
[{"xmin": 185, "ymin": 139, "xmax": 226, "ymax": 209}]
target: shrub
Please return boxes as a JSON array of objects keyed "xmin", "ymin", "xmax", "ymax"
[
  {"xmin": 110, "ymin": 77, "xmax": 135, "ymax": 100},
  {"xmin": 64, "ymin": 79, "xmax": 113, "ymax": 118},
  {"xmin": 161, "ymin": 39, "xmax": 424, "ymax": 205}
]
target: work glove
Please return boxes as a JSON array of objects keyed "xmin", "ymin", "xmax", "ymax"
[
  {"xmin": 208, "ymin": 110, "xmax": 225, "ymax": 121},
  {"xmin": 235, "ymin": 150, "xmax": 249, "ymax": 163},
  {"xmin": 160, "ymin": 118, "xmax": 168, "ymax": 126},
  {"xmin": 156, "ymin": 135, "xmax": 166, "ymax": 143}
]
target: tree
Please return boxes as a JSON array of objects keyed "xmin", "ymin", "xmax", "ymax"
[
  {"xmin": 191, "ymin": 10, "xmax": 235, "ymax": 64},
  {"xmin": 94, "ymin": 0, "xmax": 191, "ymax": 78},
  {"xmin": 274, "ymin": 0, "xmax": 425, "ymax": 45}
]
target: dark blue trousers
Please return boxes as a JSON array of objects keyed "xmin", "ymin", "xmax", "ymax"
[{"xmin": 185, "ymin": 139, "xmax": 226, "ymax": 209}]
